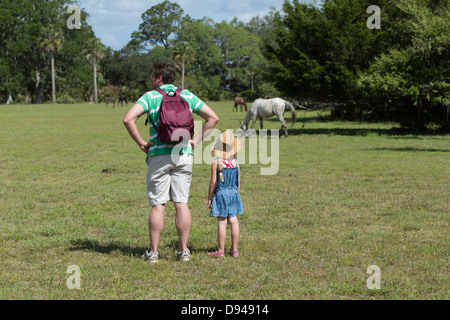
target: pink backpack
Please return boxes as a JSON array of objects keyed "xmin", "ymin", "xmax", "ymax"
[{"xmin": 146, "ymin": 88, "xmax": 194, "ymax": 143}]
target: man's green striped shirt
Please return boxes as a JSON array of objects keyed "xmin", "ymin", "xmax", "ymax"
[{"xmin": 136, "ymin": 84, "xmax": 204, "ymax": 157}]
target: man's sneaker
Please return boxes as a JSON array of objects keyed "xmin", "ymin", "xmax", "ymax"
[
  {"xmin": 175, "ymin": 248, "xmax": 191, "ymax": 262},
  {"xmin": 142, "ymin": 249, "xmax": 158, "ymax": 263}
]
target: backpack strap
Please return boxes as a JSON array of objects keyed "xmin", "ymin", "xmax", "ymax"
[
  {"xmin": 144, "ymin": 89, "xmax": 167, "ymax": 127},
  {"xmin": 147, "ymin": 112, "xmax": 157, "ymax": 128},
  {"xmin": 156, "ymin": 88, "xmax": 166, "ymax": 96}
]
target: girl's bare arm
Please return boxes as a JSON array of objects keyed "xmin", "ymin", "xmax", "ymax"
[
  {"xmin": 237, "ymin": 162, "xmax": 241, "ymax": 194},
  {"xmin": 208, "ymin": 161, "xmax": 218, "ymax": 208}
]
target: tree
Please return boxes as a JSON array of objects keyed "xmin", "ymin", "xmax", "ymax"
[
  {"xmin": 265, "ymin": 0, "xmax": 392, "ymax": 101},
  {"xmin": 0, "ymin": 0, "xmax": 98, "ymax": 103},
  {"xmin": 214, "ymin": 21, "xmax": 264, "ymax": 92},
  {"xmin": 0, "ymin": 0, "xmax": 29, "ymax": 103},
  {"xmin": 359, "ymin": 0, "xmax": 450, "ymax": 130},
  {"xmin": 132, "ymin": 0, "xmax": 185, "ymax": 50},
  {"xmin": 265, "ymin": 1, "xmax": 332, "ymax": 98},
  {"xmin": 83, "ymin": 38, "xmax": 106, "ymax": 103},
  {"xmin": 174, "ymin": 42, "xmax": 195, "ymax": 89},
  {"xmin": 40, "ymin": 26, "xmax": 64, "ymax": 103},
  {"xmin": 102, "ymin": 45, "xmax": 173, "ymax": 97},
  {"xmin": 126, "ymin": 4, "xmax": 271, "ymax": 100},
  {"xmin": 58, "ymin": 10, "xmax": 98, "ymax": 102},
  {"xmin": 176, "ymin": 18, "xmax": 222, "ymax": 99}
]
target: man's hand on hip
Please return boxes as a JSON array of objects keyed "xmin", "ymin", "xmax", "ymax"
[{"xmin": 140, "ymin": 141, "xmax": 155, "ymax": 154}]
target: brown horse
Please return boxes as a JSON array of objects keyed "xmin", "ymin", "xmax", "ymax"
[{"xmin": 233, "ymin": 97, "xmax": 248, "ymax": 112}]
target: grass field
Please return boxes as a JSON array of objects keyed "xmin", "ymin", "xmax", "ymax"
[{"xmin": 0, "ymin": 101, "xmax": 448, "ymax": 300}]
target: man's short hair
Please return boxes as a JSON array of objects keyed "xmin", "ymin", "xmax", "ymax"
[{"xmin": 153, "ymin": 63, "xmax": 176, "ymax": 84}]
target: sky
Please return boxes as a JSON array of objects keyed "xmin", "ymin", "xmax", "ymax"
[{"xmin": 76, "ymin": 0, "xmax": 290, "ymax": 50}]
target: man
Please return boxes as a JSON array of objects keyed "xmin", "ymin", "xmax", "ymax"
[{"xmin": 123, "ymin": 63, "xmax": 219, "ymax": 263}]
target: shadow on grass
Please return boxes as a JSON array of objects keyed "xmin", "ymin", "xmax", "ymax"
[
  {"xmin": 69, "ymin": 239, "xmax": 217, "ymax": 257},
  {"xmin": 238, "ymin": 127, "xmax": 414, "ymax": 137},
  {"xmin": 163, "ymin": 239, "xmax": 217, "ymax": 255},
  {"xmin": 69, "ymin": 239, "xmax": 147, "ymax": 258},
  {"xmin": 291, "ymin": 127, "xmax": 415, "ymax": 136},
  {"xmin": 366, "ymin": 147, "xmax": 450, "ymax": 153},
  {"xmin": 253, "ymin": 118, "xmax": 448, "ymax": 136},
  {"xmin": 265, "ymin": 114, "xmax": 323, "ymax": 124}
]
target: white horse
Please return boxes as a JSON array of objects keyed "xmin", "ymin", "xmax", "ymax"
[{"xmin": 240, "ymin": 98, "xmax": 297, "ymax": 137}]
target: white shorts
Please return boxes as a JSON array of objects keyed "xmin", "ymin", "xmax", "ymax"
[{"xmin": 146, "ymin": 154, "xmax": 193, "ymax": 206}]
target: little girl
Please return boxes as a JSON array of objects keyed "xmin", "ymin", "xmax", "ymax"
[{"xmin": 208, "ymin": 130, "xmax": 243, "ymax": 258}]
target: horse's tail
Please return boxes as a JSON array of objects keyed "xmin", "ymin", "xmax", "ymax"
[{"xmin": 285, "ymin": 101, "xmax": 297, "ymax": 125}]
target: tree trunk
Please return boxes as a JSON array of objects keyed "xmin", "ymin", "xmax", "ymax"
[
  {"xmin": 6, "ymin": 90, "xmax": 13, "ymax": 104},
  {"xmin": 36, "ymin": 86, "xmax": 43, "ymax": 104},
  {"xmin": 35, "ymin": 69, "xmax": 42, "ymax": 104},
  {"xmin": 181, "ymin": 58, "xmax": 185, "ymax": 90},
  {"xmin": 415, "ymin": 98, "xmax": 425, "ymax": 131},
  {"xmin": 249, "ymin": 72, "xmax": 255, "ymax": 91},
  {"xmin": 93, "ymin": 57, "xmax": 98, "ymax": 103},
  {"xmin": 51, "ymin": 51, "xmax": 56, "ymax": 103}
]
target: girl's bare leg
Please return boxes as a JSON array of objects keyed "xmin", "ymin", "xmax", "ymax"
[
  {"xmin": 228, "ymin": 216, "xmax": 239, "ymax": 252},
  {"xmin": 217, "ymin": 217, "xmax": 227, "ymax": 252}
]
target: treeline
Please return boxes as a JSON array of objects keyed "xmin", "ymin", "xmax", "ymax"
[
  {"xmin": 0, "ymin": 0, "xmax": 102, "ymax": 104},
  {"xmin": 1, "ymin": 0, "xmax": 448, "ymax": 131},
  {"xmin": 267, "ymin": 0, "xmax": 449, "ymax": 131},
  {"xmin": 101, "ymin": 1, "xmax": 275, "ymax": 103},
  {"xmin": 0, "ymin": 0, "xmax": 275, "ymax": 105}
]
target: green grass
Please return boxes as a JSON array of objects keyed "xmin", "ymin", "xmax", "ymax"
[{"xmin": 0, "ymin": 101, "xmax": 448, "ymax": 299}]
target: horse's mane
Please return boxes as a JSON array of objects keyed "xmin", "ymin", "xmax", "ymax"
[{"xmin": 242, "ymin": 104, "xmax": 254, "ymax": 126}]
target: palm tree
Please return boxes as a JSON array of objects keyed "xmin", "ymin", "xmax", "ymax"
[
  {"xmin": 82, "ymin": 38, "xmax": 105, "ymax": 103},
  {"xmin": 40, "ymin": 27, "xmax": 64, "ymax": 103},
  {"xmin": 248, "ymin": 70, "xmax": 256, "ymax": 91},
  {"xmin": 174, "ymin": 42, "xmax": 195, "ymax": 90}
]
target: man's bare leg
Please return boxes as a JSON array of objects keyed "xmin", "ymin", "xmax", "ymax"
[
  {"xmin": 149, "ymin": 204, "xmax": 166, "ymax": 253},
  {"xmin": 173, "ymin": 202, "xmax": 191, "ymax": 252}
]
